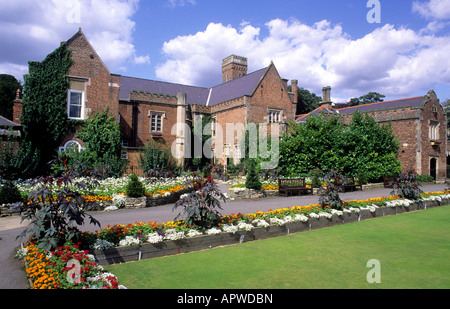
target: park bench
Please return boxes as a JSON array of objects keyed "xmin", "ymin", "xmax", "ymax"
[
  {"xmin": 383, "ymin": 175, "xmax": 398, "ymax": 188},
  {"xmin": 335, "ymin": 176, "xmax": 363, "ymax": 192},
  {"xmin": 278, "ymin": 178, "xmax": 313, "ymax": 197}
]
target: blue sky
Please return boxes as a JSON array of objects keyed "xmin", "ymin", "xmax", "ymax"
[{"xmin": 1, "ymin": 0, "xmax": 449, "ymax": 102}]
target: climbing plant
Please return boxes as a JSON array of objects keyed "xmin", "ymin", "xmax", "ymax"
[{"xmin": 20, "ymin": 42, "xmax": 74, "ymax": 174}]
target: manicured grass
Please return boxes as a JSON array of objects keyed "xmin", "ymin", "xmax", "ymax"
[{"xmin": 105, "ymin": 205, "xmax": 450, "ymax": 289}]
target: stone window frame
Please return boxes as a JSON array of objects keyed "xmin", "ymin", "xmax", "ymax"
[
  {"xmin": 268, "ymin": 108, "xmax": 282, "ymax": 123},
  {"xmin": 428, "ymin": 120, "xmax": 440, "ymax": 141},
  {"xmin": 67, "ymin": 89, "xmax": 85, "ymax": 120},
  {"xmin": 149, "ymin": 111, "xmax": 165, "ymax": 134}
]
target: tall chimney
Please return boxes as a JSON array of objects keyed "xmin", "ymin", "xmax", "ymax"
[
  {"xmin": 320, "ymin": 86, "xmax": 332, "ymax": 108},
  {"xmin": 291, "ymin": 80, "xmax": 299, "ymax": 104}
]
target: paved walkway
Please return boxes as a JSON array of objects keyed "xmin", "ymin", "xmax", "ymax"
[{"xmin": 1, "ymin": 183, "xmax": 446, "ymax": 289}]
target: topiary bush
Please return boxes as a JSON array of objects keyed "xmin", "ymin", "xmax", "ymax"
[
  {"xmin": 126, "ymin": 174, "xmax": 146, "ymax": 198},
  {"xmin": 245, "ymin": 159, "xmax": 262, "ymax": 190}
]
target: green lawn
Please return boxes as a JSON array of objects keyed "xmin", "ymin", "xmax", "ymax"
[{"xmin": 106, "ymin": 205, "xmax": 450, "ymax": 289}]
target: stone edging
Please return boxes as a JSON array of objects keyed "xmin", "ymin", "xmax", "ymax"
[{"xmin": 92, "ymin": 198, "xmax": 447, "ymax": 265}]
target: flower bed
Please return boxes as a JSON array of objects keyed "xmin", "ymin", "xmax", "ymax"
[
  {"xmin": 17, "ymin": 241, "xmax": 126, "ymax": 289},
  {"xmin": 89, "ymin": 191, "xmax": 450, "ymax": 265}
]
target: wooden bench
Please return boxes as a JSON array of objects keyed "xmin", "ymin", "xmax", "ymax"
[
  {"xmin": 383, "ymin": 175, "xmax": 398, "ymax": 188},
  {"xmin": 278, "ymin": 178, "xmax": 313, "ymax": 197},
  {"xmin": 335, "ymin": 176, "xmax": 363, "ymax": 192}
]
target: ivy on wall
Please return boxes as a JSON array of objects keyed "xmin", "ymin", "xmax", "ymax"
[{"xmin": 21, "ymin": 42, "xmax": 74, "ymax": 172}]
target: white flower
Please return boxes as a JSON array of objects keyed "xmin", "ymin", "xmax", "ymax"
[
  {"xmin": 164, "ymin": 231, "xmax": 186, "ymax": 240},
  {"xmin": 187, "ymin": 229, "xmax": 203, "ymax": 237},
  {"xmin": 349, "ymin": 207, "xmax": 360, "ymax": 213},
  {"xmin": 237, "ymin": 222, "xmax": 254, "ymax": 231},
  {"xmin": 331, "ymin": 209, "xmax": 343, "ymax": 216},
  {"xmin": 309, "ymin": 213, "xmax": 319, "ymax": 219},
  {"xmin": 180, "ymin": 193, "xmax": 190, "ymax": 200},
  {"xmin": 232, "ymin": 187, "xmax": 247, "ymax": 192},
  {"xmin": 206, "ymin": 227, "xmax": 222, "ymax": 235},
  {"xmin": 119, "ymin": 236, "xmax": 140, "ymax": 246},
  {"xmin": 318, "ymin": 212, "xmax": 332, "ymax": 219},
  {"xmin": 252, "ymin": 219, "xmax": 270, "ymax": 227},
  {"xmin": 222, "ymin": 224, "xmax": 238, "ymax": 234},
  {"xmin": 362, "ymin": 205, "xmax": 378, "ymax": 213},
  {"xmin": 104, "ymin": 205, "xmax": 119, "ymax": 212},
  {"xmin": 112, "ymin": 194, "xmax": 126, "ymax": 208},
  {"xmin": 293, "ymin": 214, "xmax": 309, "ymax": 222},
  {"xmin": 386, "ymin": 199, "xmax": 414, "ymax": 207},
  {"xmin": 283, "ymin": 216, "xmax": 294, "ymax": 224},
  {"xmin": 147, "ymin": 233, "xmax": 164, "ymax": 244},
  {"xmin": 269, "ymin": 217, "xmax": 285, "ymax": 226}
]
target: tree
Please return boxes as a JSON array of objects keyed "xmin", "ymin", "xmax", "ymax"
[
  {"xmin": 349, "ymin": 92, "xmax": 385, "ymax": 106},
  {"xmin": 0, "ymin": 74, "xmax": 22, "ymax": 120},
  {"xmin": 288, "ymin": 86, "xmax": 322, "ymax": 114},
  {"xmin": 279, "ymin": 111, "xmax": 401, "ymax": 182}
]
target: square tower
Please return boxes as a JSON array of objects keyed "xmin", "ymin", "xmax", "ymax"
[{"xmin": 222, "ymin": 55, "xmax": 248, "ymax": 83}]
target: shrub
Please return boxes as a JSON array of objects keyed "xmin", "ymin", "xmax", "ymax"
[
  {"xmin": 309, "ymin": 168, "xmax": 323, "ymax": 188},
  {"xmin": 245, "ymin": 159, "xmax": 262, "ymax": 190},
  {"xmin": 390, "ymin": 170, "xmax": 423, "ymax": 201},
  {"xmin": 173, "ymin": 169, "xmax": 226, "ymax": 228},
  {"xmin": 0, "ymin": 180, "xmax": 23, "ymax": 204},
  {"xmin": 18, "ymin": 165, "xmax": 102, "ymax": 251},
  {"xmin": 139, "ymin": 140, "xmax": 177, "ymax": 175},
  {"xmin": 126, "ymin": 174, "xmax": 145, "ymax": 198},
  {"xmin": 318, "ymin": 170, "xmax": 344, "ymax": 210},
  {"xmin": 416, "ymin": 174, "xmax": 435, "ymax": 183}
]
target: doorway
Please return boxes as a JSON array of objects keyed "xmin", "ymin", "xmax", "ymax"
[{"xmin": 430, "ymin": 158, "xmax": 437, "ymax": 180}]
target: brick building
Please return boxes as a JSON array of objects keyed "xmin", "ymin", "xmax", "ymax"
[
  {"xmin": 14, "ymin": 29, "xmax": 446, "ymax": 179},
  {"xmin": 14, "ymin": 29, "xmax": 297, "ymax": 171},
  {"xmin": 296, "ymin": 87, "xmax": 447, "ymax": 181}
]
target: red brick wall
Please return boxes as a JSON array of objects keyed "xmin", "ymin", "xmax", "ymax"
[
  {"xmin": 66, "ymin": 32, "xmax": 120, "ymax": 118},
  {"xmin": 246, "ymin": 65, "xmax": 296, "ymax": 125}
]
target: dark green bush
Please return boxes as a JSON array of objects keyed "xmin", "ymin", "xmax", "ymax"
[
  {"xmin": 0, "ymin": 180, "xmax": 23, "ymax": 204},
  {"xmin": 126, "ymin": 174, "xmax": 146, "ymax": 198},
  {"xmin": 139, "ymin": 140, "xmax": 177, "ymax": 175},
  {"xmin": 416, "ymin": 174, "xmax": 435, "ymax": 183},
  {"xmin": 245, "ymin": 159, "xmax": 262, "ymax": 190}
]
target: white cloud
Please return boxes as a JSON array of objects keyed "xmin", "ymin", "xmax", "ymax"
[
  {"xmin": 156, "ymin": 19, "xmax": 450, "ymax": 100},
  {"xmin": 167, "ymin": 0, "xmax": 196, "ymax": 8},
  {"xmin": 0, "ymin": 0, "xmax": 148, "ymax": 80},
  {"xmin": 413, "ymin": 0, "xmax": 450, "ymax": 20}
]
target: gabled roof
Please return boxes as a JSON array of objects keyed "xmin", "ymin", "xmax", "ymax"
[
  {"xmin": 119, "ymin": 65, "xmax": 270, "ymax": 106},
  {"xmin": 207, "ymin": 67, "xmax": 268, "ymax": 106},
  {"xmin": 0, "ymin": 115, "xmax": 21, "ymax": 128},
  {"xmin": 295, "ymin": 95, "xmax": 426, "ymax": 123}
]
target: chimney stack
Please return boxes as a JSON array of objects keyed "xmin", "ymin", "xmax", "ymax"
[
  {"xmin": 291, "ymin": 80, "xmax": 298, "ymax": 104},
  {"xmin": 320, "ymin": 86, "xmax": 332, "ymax": 108}
]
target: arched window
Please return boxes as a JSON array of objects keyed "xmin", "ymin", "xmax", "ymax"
[{"xmin": 59, "ymin": 140, "xmax": 83, "ymax": 153}]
